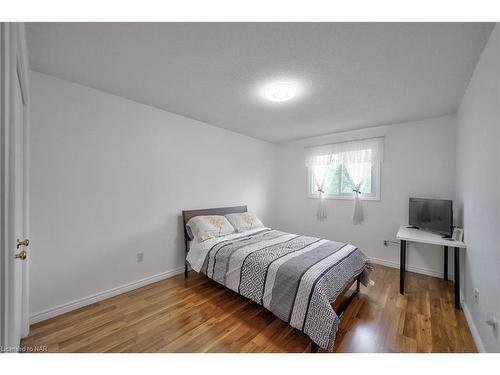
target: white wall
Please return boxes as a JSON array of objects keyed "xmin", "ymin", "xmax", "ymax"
[
  {"xmin": 456, "ymin": 24, "xmax": 500, "ymax": 352},
  {"xmin": 274, "ymin": 115, "xmax": 457, "ymax": 277},
  {"xmin": 29, "ymin": 71, "xmax": 276, "ymax": 320}
]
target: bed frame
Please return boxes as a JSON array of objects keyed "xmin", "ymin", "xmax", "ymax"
[{"xmin": 181, "ymin": 205, "xmax": 360, "ymax": 353}]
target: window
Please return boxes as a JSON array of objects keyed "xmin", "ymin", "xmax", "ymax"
[
  {"xmin": 305, "ymin": 137, "xmax": 383, "ymax": 201},
  {"xmin": 307, "ymin": 159, "xmax": 380, "ymax": 200}
]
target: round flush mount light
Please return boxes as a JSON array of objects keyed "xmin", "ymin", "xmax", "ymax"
[{"xmin": 262, "ymin": 81, "xmax": 300, "ymax": 103}]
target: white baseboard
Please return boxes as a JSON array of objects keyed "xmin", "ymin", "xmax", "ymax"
[
  {"xmin": 369, "ymin": 256, "xmax": 453, "ymax": 279},
  {"xmin": 462, "ymin": 302, "xmax": 486, "ymax": 353},
  {"xmin": 30, "ymin": 267, "xmax": 185, "ymax": 324}
]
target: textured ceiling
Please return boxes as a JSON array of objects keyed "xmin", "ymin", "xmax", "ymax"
[{"xmin": 27, "ymin": 23, "xmax": 493, "ymax": 143}]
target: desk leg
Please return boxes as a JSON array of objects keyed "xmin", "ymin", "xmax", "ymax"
[
  {"xmin": 454, "ymin": 247, "xmax": 460, "ymax": 309},
  {"xmin": 443, "ymin": 246, "xmax": 448, "ymax": 281},
  {"xmin": 400, "ymin": 240, "xmax": 406, "ymax": 295}
]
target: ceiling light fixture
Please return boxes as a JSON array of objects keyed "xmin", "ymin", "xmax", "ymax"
[{"xmin": 262, "ymin": 81, "xmax": 300, "ymax": 103}]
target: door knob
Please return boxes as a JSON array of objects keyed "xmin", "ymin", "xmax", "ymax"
[
  {"xmin": 15, "ymin": 250, "xmax": 27, "ymax": 260},
  {"xmin": 16, "ymin": 238, "xmax": 29, "ymax": 249}
]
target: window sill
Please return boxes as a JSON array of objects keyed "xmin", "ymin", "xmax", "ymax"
[{"xmin": 307, "ymin": 194, "xmax": 380, "ymax": 201}]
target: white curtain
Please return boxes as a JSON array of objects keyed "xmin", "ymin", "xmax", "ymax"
[
  {"xmin": 343, "ymin": 149, "xmax": 373, "ymax": 224},
  {"xmin": 306, "ymin": 154, "xmax": 337, "ymax": 221},
  {"xmin": 305, "ymin": 137, "xmax": 384, "ymax": 224}
]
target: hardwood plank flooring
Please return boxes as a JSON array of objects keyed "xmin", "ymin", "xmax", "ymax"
[{"xmin": 21, "ymin": 265, "xmax": 476, "ymax": 353}]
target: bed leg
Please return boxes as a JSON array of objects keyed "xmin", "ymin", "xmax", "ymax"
[
  {"xmin": 356, "ymin": 275, "xmax": 360, "ymax": 292},
  {"xmin": 310, "ymin": 341, "xmax": 319, "ymax": 353},
  {"xmin": 184, "ymin": 262, "xmax": 188, "ymax": 279}
]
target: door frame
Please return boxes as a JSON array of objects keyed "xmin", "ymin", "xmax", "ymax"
[{"xmin": 0, "ymin": 22, "xmax": 30, "ymax": 350}]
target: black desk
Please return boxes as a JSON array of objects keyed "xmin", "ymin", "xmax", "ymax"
[{"xmin": 396, "ymin": 226, "xmax": 466, "ymax": 309}]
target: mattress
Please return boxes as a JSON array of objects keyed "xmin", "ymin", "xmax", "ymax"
[{"xmin": 186, "ymin": 228, "xmax": 372, "ymax": 351}]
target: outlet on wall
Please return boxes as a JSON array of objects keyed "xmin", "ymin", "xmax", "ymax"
[
  {"xmin": 474, "ymin": 288, "xmax": 480, "ymax": 304},
  {"xmin": 137, "ymin": 252, "xmax": 144, "ymax": 262}
]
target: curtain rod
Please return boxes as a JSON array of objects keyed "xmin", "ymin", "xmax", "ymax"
[{"xmin": 303, "ymin": 136, "xmax": 384, "ymax": 149}]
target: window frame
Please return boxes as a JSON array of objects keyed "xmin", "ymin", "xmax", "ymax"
[{"xmin": 307, "ymin": 160, "xmax": 381, "ymax": 201}]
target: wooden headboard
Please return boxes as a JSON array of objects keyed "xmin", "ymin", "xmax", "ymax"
[{"xmin": 181, "ymin": 205, "xmax": 247, "ymax": 252}]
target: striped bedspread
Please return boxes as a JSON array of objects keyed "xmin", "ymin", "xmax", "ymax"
[{"xmin": 200, "ymin": 229, "xmax": 372, "ymax": 351}]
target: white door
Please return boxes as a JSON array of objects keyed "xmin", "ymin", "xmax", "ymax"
[
  {"xmin": 11, "ymin": 66, "xmax": 29, "ymax": 347},
  {"xmin": 1, "ymin": 23, "xmax": 30, "ymax": 351}
]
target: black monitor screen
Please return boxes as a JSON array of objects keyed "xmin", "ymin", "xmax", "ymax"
[{"xmin": 409, "ymin": 198, "xmax": 453, "ymax": 236}]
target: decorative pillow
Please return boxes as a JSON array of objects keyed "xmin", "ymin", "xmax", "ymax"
[
  {"xmin": 225, "ymin": 212, "xmax": 264, "ymax": 233},
  {"xmin": 186, "ymin": 215, "xmax": 235, "ymax": 242}
]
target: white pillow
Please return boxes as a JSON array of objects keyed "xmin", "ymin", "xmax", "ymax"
[
  {"xmin": 225, "ymin": 212, "xmax": 264, "ymax": 233},
  {"xmin": 186, "ymin": 215, "xmax": 235, "ymax": 242}
]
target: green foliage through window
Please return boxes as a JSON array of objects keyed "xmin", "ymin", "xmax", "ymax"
[{"xmin": 322, "ymin": 162, "xmax": 373, "ymax": 195}]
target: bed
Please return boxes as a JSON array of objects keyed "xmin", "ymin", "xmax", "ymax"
[{"xmin": 182, "ymin": 205, "xmax": 372, "ymax": 352}]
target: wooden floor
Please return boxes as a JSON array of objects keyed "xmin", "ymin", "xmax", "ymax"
[{"xmin": 21, "ymin": 265, "xmax": 476, "ymax": 353}]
